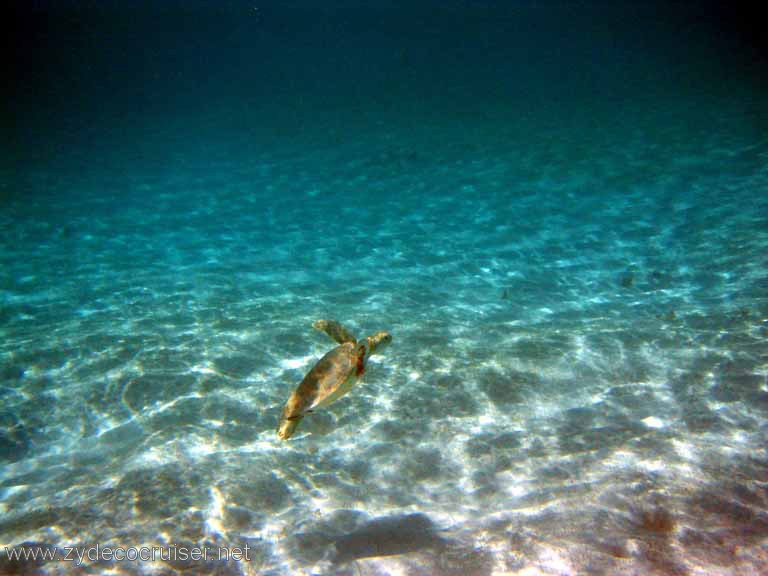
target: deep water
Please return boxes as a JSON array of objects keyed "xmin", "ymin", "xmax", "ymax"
[{"xmin": 3, "ymin": 2, "xmax": 768, "ymax": 575}]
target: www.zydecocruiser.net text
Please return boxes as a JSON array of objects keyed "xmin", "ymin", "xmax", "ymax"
[{"xmin": 4, "ymin": 543, "xmax": 252, "ymax": 567}]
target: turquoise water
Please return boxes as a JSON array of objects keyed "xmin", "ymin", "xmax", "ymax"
[{"xmin": 3, "ymin": 2, "xmax": 768, "ymax": 575}]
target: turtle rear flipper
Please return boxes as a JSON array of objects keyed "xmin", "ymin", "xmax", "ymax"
[{"xmin": 313, "ymin": 320, "xmax": 357, "ymax": 344}]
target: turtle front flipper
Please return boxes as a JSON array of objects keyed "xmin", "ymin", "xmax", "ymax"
[{"xmin": 313, "ymin": 320, "xmax": 357, "ymax": 344}]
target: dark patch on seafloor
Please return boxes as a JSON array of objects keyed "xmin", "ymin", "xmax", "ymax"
[{"xmin": 331, "ymin": 513, "xmax": 445, "ymax": 564}]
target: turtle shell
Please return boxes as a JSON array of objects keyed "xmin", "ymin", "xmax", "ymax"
[{"xmin": 300, "ymin": 342, "xmax": 360, "ymax": 411}]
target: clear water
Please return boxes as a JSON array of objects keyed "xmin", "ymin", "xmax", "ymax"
[{"xmin": 3, "ymin": 2, "xmax": 767, "ymax": 575}]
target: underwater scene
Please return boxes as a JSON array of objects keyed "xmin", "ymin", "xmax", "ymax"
[{"xmin": 3, "ymin": 2, "xmax": 767, "ymax": 575}]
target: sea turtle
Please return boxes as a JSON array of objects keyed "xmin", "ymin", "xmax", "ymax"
[{"xmin": 277, "ymin": 320, "xmax": 392, "ymax": 440}]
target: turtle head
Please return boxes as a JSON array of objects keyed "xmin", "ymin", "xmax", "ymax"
[
  {"xmin": 277, "ymin": 416, "xmax": 302, "ymax": 440},
  {"xmin": 365, "ymin": 331, "xmax": 392, "ymax": 355},
  {"xmin": 277, "ymin": 393, "xmax": 307, "ymax": 440}
]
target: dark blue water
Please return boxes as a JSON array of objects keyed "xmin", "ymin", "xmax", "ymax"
[{"xmin": 3, "ymin": 2, "xmax": 767, "ymax": 574}]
